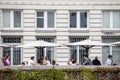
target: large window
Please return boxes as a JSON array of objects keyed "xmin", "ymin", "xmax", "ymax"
[
  {"xmin": 69, "ymin": 11, "xmax": 88, "ymax": 28},
  {"xmin": 2, "ymin": 10, "xmax": 22, "ymax": 28},
  {"xmin": 2, "ymin": 36, "xmax": 22, "ymax": 65},
  {"xmin": 102, "ymin": 11, "xmax": 120, "ymax": 29},
  {"xmin": 69, "ymin": 37, "xmax": 88, "ymax": 64},
  {"xmin": 36, "ymin": 11, "xmax": 55, "ymax": 28},
  {"xmin": 102, "ymin": 36, "xmax": 120, "ymax": 65},
  {"xmin": 36, "ymin": 37, "xmax": 55, "ymax": 63}
]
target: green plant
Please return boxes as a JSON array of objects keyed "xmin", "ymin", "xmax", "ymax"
[
  {"xmin": 0, "ymin": 67, "xmax": 120, "ymax": 80},
  {"xmin": 79, "ymin": 68, "xmax": 95, "ymax": 80},
  {"xmin": 14, "ymin": 69, "xmax": 65, "ymax": 80}
]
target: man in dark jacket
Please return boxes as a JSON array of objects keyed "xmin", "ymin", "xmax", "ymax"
[{"xmin": 92, "ymin": 56, "xmax": 101, "ymax": 65}]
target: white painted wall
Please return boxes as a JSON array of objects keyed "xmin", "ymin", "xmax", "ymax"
[{"xmin": 0, "ymin": 0, "xmax": 120, "ymax": 65}]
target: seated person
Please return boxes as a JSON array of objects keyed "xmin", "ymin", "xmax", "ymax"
[
  {"xmin": 43, "ymin": 57, "xmax": 51, "ymax": 66},
  {"xmin": 20, "ymin": 62, "xmax": 25, "ymax": 66},
  {"xmin": 52, "ymin": 60, "xmax": 58, "ymax": 66},
  {"xmin": 83, "ymin": 55, "xmax": 92, "ymax": 65},
  {"xmin": 67, "ymin": 57, "xmax": 76, "ymax": 65},
  {"xmin": 28, "ymin": 56, "xmax": 37, "ymax": 66}
]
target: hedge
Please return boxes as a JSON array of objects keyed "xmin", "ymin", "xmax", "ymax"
[{"xmin": 0, "ymin": 66, "xmax": 120, "ymax": 80}]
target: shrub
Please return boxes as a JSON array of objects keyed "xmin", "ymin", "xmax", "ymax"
[{"xmin": 0, "ymin": 67, "xmax": 119, "ymax": 80}]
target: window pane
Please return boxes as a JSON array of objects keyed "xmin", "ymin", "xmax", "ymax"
[
  {"xmin": 3, "ymin": 10, "xmax": 10, "ymax": 28},
  {"xmin": 37, "ymin": 12, "xmax": 44, "ymax": 28},
  {"xmin": 70, "ymin": 12, "xmax": 76, "ymax": 28},
  {"xmin": 37, "ymin": 12, "xmax": 43, "ymax": 17},
  {"xmin": 113, "ymin": 11, "xmax": 120, "ymax": 28},
  {"xmin": 3, "ymin": 37, "xmax": 21, "ymax": 43},
  {"xmin": 70, "ymin": 46, "xmax": 77, "ymax": 62},
  {"xmin": 13, "ymin": 47, "xmax": 21, "ymax": 65},
  {"xmin": 48, "ymin": 12, "xmax": 54, "ymax": 28},
  {"xmin": 80, "ymin": 12, "xmax": 87, "ymax": 28},
  {"xmin": 102, "ymin": 46, "xmax": 110, "ymax": 64},
  {"xmin": 14, "ymin": 11, "xmax": 21, "ymax": 27},
  {"xmin": 102, "ymin": 11, "xmax": 110, "ymax": 28},
  {"xmin": 112, "ymin": 46, "xmax": 120, "ymax": 64},
  {"xmin": 37, "ymin": 18, "xmax": 44, "ymax": 28},
  {"xmin": 102, "ymin": 36, "xmax": 120, "ymax": 65}
]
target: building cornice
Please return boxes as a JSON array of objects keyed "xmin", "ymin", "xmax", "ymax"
[{"xmin": 0, "ymin": 0, "xmax": 120, "ymax": 6}]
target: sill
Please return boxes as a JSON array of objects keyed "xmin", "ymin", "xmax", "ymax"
[
  {"xmin": 35, "ymin": 28, "xmax": 56, "ymax": 33},
  {"xmin": 0, "ymin": 28, "xmax": 23, "ymax": 32},
  {"xmin": 69, "ymin": 28, "xmax": 89, "ymax": 33},
  {"xmin": 102, "ymin": 29, "xmax": 120, "ymax": 33}
]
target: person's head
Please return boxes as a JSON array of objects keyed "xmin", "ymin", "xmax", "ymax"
[
  {"xmin": 83, "ymin": 55, "xmax": 88, "ymax": 60},
  {"xmin": 52, "ymin": 60, "xmax": 56, "ymax": 65},
  {"xmin": 21, "ymin": 62, "xmax": 25, "ymax": 66},
  {"xmin": 31, "ymin": 56, "xmax": 35, "ymax": 60},
  {"xmin": 113, "ymin": 63, "xmax": 117, "ymax": 66},
  {"xmin": 69, "ymin": 57, "xmax": 74, "ymax": 62},
  {"xmin": 108, "ymin": 55, "xmax": 112, "ymax": 60},
  {"xmin": 95, "ymin": 56, "xmax": 98, "ymax": 59}
]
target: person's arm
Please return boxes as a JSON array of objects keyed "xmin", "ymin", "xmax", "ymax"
[
  {"xmin": 43, "ymin": 60, "xmax": 47, "ymax": 65},
  {"xmin": 92, "ymin": 60, "xmax": 95, "ymax": 65},
  {"xmin": 67, "ymin": 61, "xmax": 70, "ymax": 65},
  {"xmin": 98, "ymin": 60, "xmax": 101, "ymax": 65},
  {"xmin": 32, "ymin": 61, "xmax": 37, "ymax": 65},
  {"xmin": 106, "ymin": 60, "xmax": 112, "ymax": 66}
]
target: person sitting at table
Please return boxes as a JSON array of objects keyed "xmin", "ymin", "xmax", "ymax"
[
  {"xmin": 83, "ymin": 55, "xmax": 92, "ymax": 65},
  {"xmin": 52, "ymin": 60, "xmax": 59, "ymax": 66},
  {"xmin": 28, "ymin": 56, "xmax": 37, "ymax": 66},
  {"xmin": 67, "ymin": 57, "xmax": 76, "ymax": 65},
  {"xmin": 43, "ymin": 57, "xmax": 51, "ymax": 66}
]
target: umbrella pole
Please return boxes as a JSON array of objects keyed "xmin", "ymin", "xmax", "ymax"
[
  {"xmin": 42, "ymin": 47, "xmax": 44, "ymax": 65},
  {"xmin": 86, "ymin": 48, "xmax": 89, "ymax": 56},
  {"xmin": 38, "ymin": 47, "xmax": 44, "ymax": 65}
]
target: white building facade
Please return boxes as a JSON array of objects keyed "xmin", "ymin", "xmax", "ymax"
[{"xmin": 0, "ymin": 0, "xmax": 120, "ymax": 65}]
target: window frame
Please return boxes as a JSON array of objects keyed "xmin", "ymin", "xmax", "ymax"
[
  {"xmin": 1, "ymin": 36, "xmax": 23, "ymax": 65},
  {"xmin": 69, "ymin": 11, "xmax": 89, "ymax": 30},
  {"xmin": 69, "ymin": 36, "xmax": 89, "ymax": 64},
  {"xmin": 102, "ymin": 36, "xmax": 120, "ymax": 65},
  {"xmin": 35, "ymin": 10, "xmax": 56, "ymax": 30},
  {"xmin": 1, "ymin": 9, "xmax": 23, "ymax": 30},
  {"xmin": 102, "ymin": 10, "xmax": 120, "ymax": 30},
  {"xmin": 35, "ymin": 36, "xmax": 56, "ymax": 63}
]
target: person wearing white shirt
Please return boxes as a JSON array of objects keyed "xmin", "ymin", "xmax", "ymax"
[
  {"xmin": 106, "ymin": 55, "xmax": 113, "ymax": 66},
  {"xmin": 28, "ymin": 56, "xmax": 36, "ymax": 66},
  {"xmin": 43, "ymin": 57, "xmax": 51, "ymax": 66},
  {"xmin": 46, "ymin": 60, "xmax": 50, "ymax": 66}
]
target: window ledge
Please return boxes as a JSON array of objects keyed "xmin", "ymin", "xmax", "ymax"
[
  {"xmin": 69, "ymin": 28, "xmax": 89, "ymax": 33},
  {"xmin": 102, "ymin": 29, "xmax": 120, "ymax": 33},
  {"xmin": 35, "ymin": 29, "xmax": 56, "ymax": 33},
  {"xmin": 0, "ymin": 28, "xmax": 23, "ymax": 32}
]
